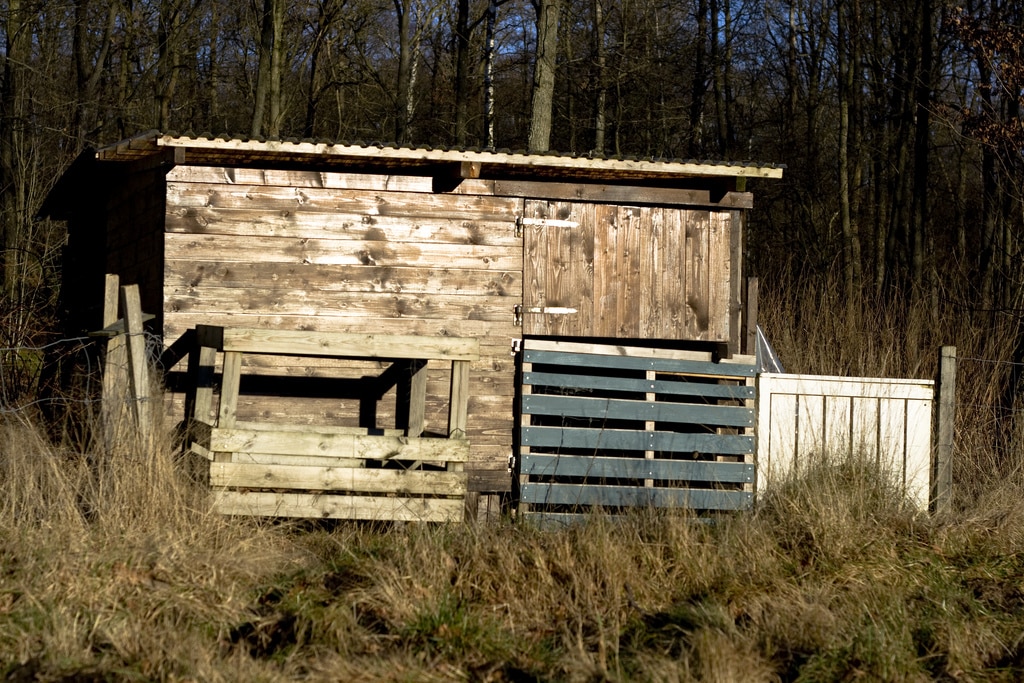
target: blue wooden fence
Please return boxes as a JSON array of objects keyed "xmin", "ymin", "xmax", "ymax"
[{"xmin": 516, "ymin": 339, "xmax": 758, "ymax": 525}]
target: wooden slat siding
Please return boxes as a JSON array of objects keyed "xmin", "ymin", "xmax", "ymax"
[
  {"xmin": 521, "ymin": 453, "xmax": 755, "ymax": 483},
  {"xmin": 728, "ymin": 211, "xmax": 744, "ymax": 356},
  {"xmin": 756, "ymin": 373, "xmax": 934, "ymax": 508},
  {"xmin": 519, "ymin": 483, "xmax": 751, "ymax": 510},
  {"xmin": 166, "ymin": 261, "xmax": 522, "ymax": 298},
  {"xmin": 213, "ymin": 491, "xmax": 464, "ymax": 522},
  {"xmin": 708, "ymin": 212, "xmax": 732, "ymax": 343},
  {"xmin": 522, "ymin": 371, "xmax": 755, "ymax": 400},
  {"xmin": 164, "ymin": 233, "xmax": 522, "ymax": 270},
  {"xmin": 210, "ymin": 462, "xmax": 467, "ymax": 496},
  {"xmin": 521, "ymin": 349, "xmax": 756, "ymax": 378},
  {"xmin": 522, "ymin": 394, "xmax": 755, "ymax": 428},
  {"xmin": 210, "ymin": 327, "xmax": 480, "ymax": 360},
  {"xmin": 165, "ymin": 183, "xmax": 522, "ymax": 228},
  {"xmin": 685, "ymin": 211, "xmax": 709, "ymax": 334},
  {"xmin": 169, "ymin": 287, "xmax": 515, "ymax": 322},
  {"xmin": 233, "ymin": 420, "xmax": 404, "ymax": 436},
  {"xmin": 164, "ymin": 168, "xmax": 521, "ymax": 490},
  {"xmin": 521, "ymin": 427, "xmax": 754, "ymax": 454},
  {"xmin": 209, "ymin": 428, "xmax": 470, "ymax": 462}
]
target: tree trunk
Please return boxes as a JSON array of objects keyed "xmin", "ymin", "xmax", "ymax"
[
  {"xmin": 454, "ymin": 0, "xmax": 471, "ymax": 144},
  {"xmin": 591, "ymin": 0, "xmax": 607, "ymax": 154},
  {"xmin": 528, "ymin": 0, "xmax": 562, "ymax": 152},
  {"xmin": 251, "ymin": 0, "xmax": 275, "ymax": 137},
  {"xmin": 484, "ymin": 0, "xmax": 498, "ymax": 147},
  {"xmin": 1, "ymin": 0, "xmax": 29, "ymax": 296},
  {"xmin": 688, "ymin": 0, "xmax": 709, "ymax": 157},
  {"xmin": 268, "ymin": 0, "xmax": 285, "ymax": 137}
]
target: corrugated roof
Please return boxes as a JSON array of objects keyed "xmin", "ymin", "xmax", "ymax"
[{"xmin": 94, "ymin": 130, "xmax": 784, "ymax": 183}]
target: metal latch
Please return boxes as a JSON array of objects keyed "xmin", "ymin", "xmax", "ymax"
[{"xmin": 513, "ymin": 304, "xmax": 523, "ymax": 326}]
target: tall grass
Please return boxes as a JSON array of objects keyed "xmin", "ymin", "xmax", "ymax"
[{"xmin": 3, "ymin": 278, "xmax": 1024, "ymax": 679}]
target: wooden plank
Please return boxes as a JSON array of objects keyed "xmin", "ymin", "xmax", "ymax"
[
  {"xmin": 796, "ymin": 394, "xmax": 825, "ymax": 456},
  {"xmin": 685, "ymin": 211, "xmax": 710, "ymax": 336},
  {"xmin": 522, "ymin": 370, "xmax": 755, "ymax": 400},
  {"xmin": 851, "ymin": 396, "xmax": 880, "ymax": 459},
  {"xmin": 217, "ymin": 328, "xmax": 480, "ymax": 361},
  {"xmin": 101, "ymin": 274, "xmax": 129, "ymax": 448},
  {"xmin": 727, "ymin": 211, "xmax": 743, "ymax": 354},
  {"xmin": 165, "ymin": 207, "xmax": 520, "ymax": 246},
  {"xmin": 522, "ymin": 349, "xmax": 756, "ymax": 377},
  {"xmin": 212, "ymin": 490, "xmax": 464, "ymax": 522},
  {"xmin": 120, "ymin": 284, "xmax": 152, "ymax": 436},
  {"xmin": 745, "ymin": 277, "xmax": 759, "ymax": 356},
  {"xmin": 210, "ymin": 462, "xmax": 467, "ymax": 495},
  {"xmin": 165, "ymin": 260, "xmax": 523, "ymax": 298},
  {"xmin": 232, "ymin": 421, "xmax": 404, "ymax": 436},
  {"xmin": 521, "ymin": 453, "xmax": 755, "ymax": 483},
  {"xmin": 232, "ymin": 452, "xmax": 366, "ymax": 468},
  {"xmin": 165, "ymin": 312, "xmax": 520, "ymax": 340},
  {"xmin": 519, "ymin": 483, "xmax": 751, "ymax": 510},
  {"xmin": 167, "ymin": 287, "xmax": 515, "ymax": 323},
  {"xmin": 448, "ymin": 360, "xmax": 471, "ymax": 439},
  {"xmin": 904, "ymin": 397, "xmax": 932, "ymax": 509},
  {"xmin": 191, "ymin": 345, "xmax": 218, "ymax": 424},
  {"xmin": 217, "ymin": 350, "xmax": 243, "ymax": 429},
  {"xmin": 520, "ymin": 426, "xmax": 754, "ymax": 454},
  {"xmin": 521, "ymin": 394, "xmax": 755, "ymax": 428},
  {"xmin": 209, "ymin": 428, "xmax": 470, "ymax": 462},
  {"xmin": 933, "ymin": 347, "xmax": 955, "ymax": 514},
  {"xmin": 164, "ymin": 233, "xmax": 523, "ymax": 270},
  {"xmin": 823, "ymin": 395, "xmax": 853, "ymax": 455},
  {"xmin": 167, "ymin": 182, "xmax": 521, "ymax": 224},
  {"xmin": 592, "ymin": 204, "xmax": 618, "ymax": 337}
]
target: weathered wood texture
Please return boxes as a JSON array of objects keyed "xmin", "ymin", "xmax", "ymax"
[
  {"xmin": 521, "ymin": 201, "xmax": 735, "ymax": 341},
  {"xmin": 188, "ymin": 327, "xmax": 476, "ymax": 521},
  {"xmin": 517, "ymin": 339, "xmax": 757, "ymax": 524},
  {"xmin": 163, "ymin": 168, "xmax": 522, "ymax": 485},
  {"xmin": 756, "ymin": 373, "xmax": 934, "ymax": 509}
]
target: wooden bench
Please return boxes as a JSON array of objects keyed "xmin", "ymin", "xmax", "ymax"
[{"xmin": 184, "ymin": 326, "xmax": 479, "ymax": 522}]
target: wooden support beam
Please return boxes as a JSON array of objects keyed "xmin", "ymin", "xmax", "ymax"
[
  {"xmin": 932, "ymin": 346, "xmax": 956, "ymax": 515},
  {"xmin": 101, "ymin": 274, "xmax": 129, "ymax": 449},
  {"xmin": 745, "ymin": 277, "xmax": 759, "ymax": 357},
  {"xmin": 121, "ymin": 284, "xmax": 152, "ymax": 443}
]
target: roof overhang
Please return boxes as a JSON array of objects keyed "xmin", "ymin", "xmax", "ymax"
[{"xmin": 94, "ymin": 131, "xmax": 784, "ymax": 185}]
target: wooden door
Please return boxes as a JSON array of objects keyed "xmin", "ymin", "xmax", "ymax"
[{"xmin": 521, "ymin": 199, "xmax": 733, "ymax": 341}]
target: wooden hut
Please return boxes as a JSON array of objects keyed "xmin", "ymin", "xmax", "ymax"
[{"xmin": 40, "ymin": 131, "xmax": 783, "ymax": 522}]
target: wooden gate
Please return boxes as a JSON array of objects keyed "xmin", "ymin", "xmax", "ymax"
[
  {"xmin": 517, "ymin": 339, "xmax": 757, "ymax": 525},
  {"xmin": 520, "ymin": 201, "xmax": 737, "ymax": 342},
  {"xmin": 757, "ymin": 373, "xmax": 934, "ymax": 508}
]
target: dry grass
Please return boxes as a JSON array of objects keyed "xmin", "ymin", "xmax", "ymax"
[
  {"xmin": 3, "ymin": 279, "xmax": 1024, "ymax": 680},
  {"xmin": 4, "ymin": 414, "xmax": 1024, "ymax": 681}
]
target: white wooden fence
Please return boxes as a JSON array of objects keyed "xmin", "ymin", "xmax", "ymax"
[{"xmin": 757, "ymin": 373, "xmax": 935, "ymax": 508}]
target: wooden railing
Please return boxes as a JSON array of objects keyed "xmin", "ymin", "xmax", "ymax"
[{"xmin": 183, "ymin": 326, "xmax": 479, "ymax": 522}]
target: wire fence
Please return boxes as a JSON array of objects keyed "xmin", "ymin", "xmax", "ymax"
[{"xmin": 0, "ymin": 331, "xmax": 166, "ymax": 416}]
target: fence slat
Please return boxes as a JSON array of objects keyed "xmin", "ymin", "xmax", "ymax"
[
  {"xmin": 521, "ymin": 453, "xmax": 754, "ymax": 483},
  {"xmin": 520, "ymin": 482, "xmax": 751, "ymax": 510},
  {"xmin": 521, "ymin": 394, "xmax": 755, "ymax": 427}
]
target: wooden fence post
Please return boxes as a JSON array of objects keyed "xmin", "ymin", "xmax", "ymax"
[
  {"xmin": 101, "ymin": 274, "xmax": 130, "ymax": 449},
  {"xmin": 932, "ymin": 345, "xmax": 956, "ymax": 515},
  {"xmin": 121, "ymin": 284, "xmax": 153, "ymax": 446},
  {"xmin": 745, "ymin": 277, "xmax": 759, "ymax": 357}
]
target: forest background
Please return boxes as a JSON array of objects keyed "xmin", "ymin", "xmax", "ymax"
[{"xmin": 0, "ymin": 0, "xmax": 1022, "ymax": 387}]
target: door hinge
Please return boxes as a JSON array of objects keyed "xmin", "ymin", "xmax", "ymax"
[
  {"xmin": 513, "ymin": 304, "xmax": 523, "ymax": 326},
  {"xmin": 514, "ymin": 216, "xmax": 523, "ymax": 238},
  {"xmin": 510, "ymin": 338, "xmax": 522, "ymax": 355}
]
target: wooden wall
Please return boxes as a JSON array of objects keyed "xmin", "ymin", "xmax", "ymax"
[{"xmin": 161, "ymin": 167, "xmax": 522, "ymax": 490}]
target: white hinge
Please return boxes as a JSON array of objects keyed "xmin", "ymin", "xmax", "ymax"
[
  {"xmin": 510, "ymin": 338, "xmax": 522, "ymax": 355},
  {"xmin": 515, "ymin": 215, "xmax": 579, "ymax": 237},
  {"xmin": 525, "ymin": 306, "xmax": 578, "ymax": 315}
]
